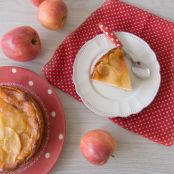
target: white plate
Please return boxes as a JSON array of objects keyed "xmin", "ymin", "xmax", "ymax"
[{"xmin": 73, "ymin": 32, "xmax": 161, "ymax": 117}]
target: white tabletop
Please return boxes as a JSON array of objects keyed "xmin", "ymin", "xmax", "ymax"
[{"xmin": 0, "ymin": 0, "xmax": 174, "ymax": 174}]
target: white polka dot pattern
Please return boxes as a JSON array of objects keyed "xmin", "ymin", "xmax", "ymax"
[
  {"xmin": 45, "ymin": 152, "xmax": 50, "ymax": 159},
  {"xmin": 58, "ymin": 134, "xmax": 64, "ymax": 140},
  {"xmin": 48, "ymin": 89, "xmax": 52, "ymax": 95},
  {"xmin": 42, "ymin": 0, "xmax": 174, "ymax": 146},
  {"xmin": 28, "ymin": 80, "xmax": 34, "ymax": 86},
  {"xmin": 99, "ymin": 22, "xmax": 122, "ymax": 48},
  {"xmin": 12, "ymin": 68, "xmax": 17, "ymax": 73},
  {"xmin": 51, "ymin": 111, "xmax": 56, "ymax": 117}
]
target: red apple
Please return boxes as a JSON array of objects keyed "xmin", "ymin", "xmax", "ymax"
[
  {"xmin": 1, "ymin": 26, "xmax": 41, "ymax": 62},
  {"xmin": 32, "ymin": 0, "xmax": 45, "ymax": 7},
  {"xmin": 80, "ymin": 129, "xmax": 116, "ymax": 165},
  {"xmin": 38, "ymin": 0, "xmax": 68, "ymax": 30}
]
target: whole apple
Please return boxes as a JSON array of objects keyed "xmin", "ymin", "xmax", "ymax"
[
  {"xmin": 80, "ymin": 129, "xmax": 116, "ymax": 165},
  {"xmin": 38, "ymin": 0, "xmax": 68, "ymax": 30},
  {"xmin": 32, "ymin": 0, "xmax": 45, "ymax": 6},
  {"xmin": 1, "ymin": 26, "xmax": 41, "ymax": 62}
]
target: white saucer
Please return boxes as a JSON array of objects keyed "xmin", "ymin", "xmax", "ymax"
[{"xmin": 73, "ymin": 32, "xmax": 161, "ymax": 117}]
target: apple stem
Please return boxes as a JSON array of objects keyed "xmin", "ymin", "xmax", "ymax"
[
  {"xmin": 111, "ymin": 154, "xmax": 115, "ymax": 158},
  {"xmin": 31, "ymin": 38, "xmax": 37, "ymax": 45},
  {"xmin": 62, "ymin": 15, "xmax": 67, "ymax": 22}
]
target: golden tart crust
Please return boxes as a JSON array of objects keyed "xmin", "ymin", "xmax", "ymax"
[
  {"xmin": 91, "ymin": 48, "xmax": 132, "ymax": 90},
  {"xmin": 0, "ymin": 86, "xmax": 44, "ymax": 172}
]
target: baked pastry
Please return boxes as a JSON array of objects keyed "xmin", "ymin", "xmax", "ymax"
[
  {"xmin": 91, "ymin": 48, "xmax": 132, "ymax": 90},
  {"xmin": 0, "ymin": 86, "xmax": 44, "ymax": 171}
]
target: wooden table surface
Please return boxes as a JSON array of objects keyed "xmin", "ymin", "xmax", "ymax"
[{"xmin": 0, "ymin": 0, "xmax": 174, "ymax": 174}]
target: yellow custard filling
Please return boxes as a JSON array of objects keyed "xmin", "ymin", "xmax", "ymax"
[{"xmin": 0, "ymin": 98, "xmax": 33, "ymax": 165}]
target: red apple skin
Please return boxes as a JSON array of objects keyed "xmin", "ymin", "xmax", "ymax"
[
  {"xmin": 38, "ymin": 0, "xmax": 68, "ymax": 30},
  {"xmin": 80, "ymin": 129, "xmax": 116, "ymax": 165},
  {"xmin": 1, "ymin": 26, "xmax": 41, "ymax": 62},
  {"xmin": 32, "ymin": 0, "xmax": 45, "ymax": 6}
]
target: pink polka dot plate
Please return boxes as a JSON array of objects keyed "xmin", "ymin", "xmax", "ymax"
[
  {"xmin": 0, "ymin": 66, "xmax": 66, "ymax": 174},
  {"xmin": 73, "ymin": 32, "xmax": 161, "ymax": 117}
]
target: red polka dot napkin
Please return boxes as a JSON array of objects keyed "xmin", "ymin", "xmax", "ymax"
[{"xmin": 42, "ymin": 0, "xmax": 174, "ymax": 146}]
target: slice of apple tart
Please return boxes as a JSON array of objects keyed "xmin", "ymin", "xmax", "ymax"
[{"xmin": 91, "ymin": 48, "xmax": 132, "ymax": 90}]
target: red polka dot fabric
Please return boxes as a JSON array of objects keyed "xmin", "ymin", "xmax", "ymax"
[{"xmin": 42, "ymin": 0, "xmax": 174, "ymax": 146}]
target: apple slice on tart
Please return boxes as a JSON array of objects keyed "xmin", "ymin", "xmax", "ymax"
[{"xmin": 91, "ymin": 48, "xmax": 132, "ymax": 90}]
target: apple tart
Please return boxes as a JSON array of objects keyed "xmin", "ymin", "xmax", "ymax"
[
  {"xmin": 91, "ymin": 48, "xmax": 132, "ymax": 90},
  {"xmin": 0, "ymin": 86, "xmax": 44, "ymax": 171}
]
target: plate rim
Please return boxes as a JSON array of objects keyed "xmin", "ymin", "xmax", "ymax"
[{"xmin": 73, "ymin": 31, "xmax": 161, "ymax": 117}]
